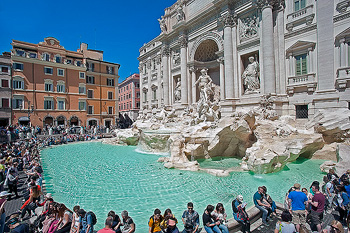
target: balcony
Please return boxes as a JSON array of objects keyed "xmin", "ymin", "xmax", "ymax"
[
  {"xmin": 287, "ymin": 73, "xmax": 317, "ymax": 93},
  {"xmin": 336, "ymin": 67, "xmax": 350, "ymax": 89},
  {"xmin": 286, "ymin": 5, "xmax": 315, "ymax": 32}
]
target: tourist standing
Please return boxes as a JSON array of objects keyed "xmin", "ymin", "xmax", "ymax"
[
  {"xmin": 148, "ymin": 209, "xmax": 163, "ymax": 233},
  {"xmin": 335, "ymin": 185, "xmax": 349, "ymax": 226},
  {"xmin": 97, "ymin": 217, "xmax": 115, "ymax": 233},
  {"xmin": 232, "ymin": 195, "xmax": 250, "ymax": 233},
  {"xmin": 202, "ymin": 205, "xmax": 221, "ymax": 233},
  {"xmin": 253, "ymin": 186, "xmax": 271, "ymax": 225},
  {"xmin": 274, "ymin": 210, "xmax": 296, "ymax": 233},
  {"xmin": 309, "ymin": 184, "xmax": 325, "ymax": 233},
  {"xmin": 288, "ymin": 183, "xmax": 308, "ymax": 232},
  {"xmin": 181, "ymin": 202, "xmax": 199, "ymax": 233},
  {"xmin": 120, "ymin": 210, "xmax": 135, "ymax": 233}
]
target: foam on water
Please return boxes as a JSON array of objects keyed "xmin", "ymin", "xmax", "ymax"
[{"xmin": 40, "ymin": 142, "xmax": 326, "ymax": 232}]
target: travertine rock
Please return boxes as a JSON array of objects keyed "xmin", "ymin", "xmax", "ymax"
[
  {"xmin": 335, "ymin": 144, "xmax": 350, "ymax": 175},
  {"xmin": 320, "ymin": 160, "xmax": 337, "ymax": 173}
]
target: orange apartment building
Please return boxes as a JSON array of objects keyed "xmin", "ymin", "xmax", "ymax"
[
  {"xmin": 11, "ymin": 37, "xmax": 120, "ymax": 128},
  {"xmin": 118, "ymin": 73, "xmax": 140, "ymax": 122}
]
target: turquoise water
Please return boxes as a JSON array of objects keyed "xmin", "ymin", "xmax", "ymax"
[{"xmin": 40, "ymin": 142, "xmax": 326, "ymax": 232}]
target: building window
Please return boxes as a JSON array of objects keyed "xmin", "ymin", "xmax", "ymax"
[
  {"xmin": 79, "ymin": 84, "xmax": 86, "ymax": 94},
  {"xmin": 87, "ymin": 90, "xmax": 93, "ymax": 98},
  {"xmin": 44, "ymin": 67, "xmax": 53, "ymax": 75},
  {"xmin": 136, "ymin": 102, "xmax": 140, "ymax": 108},
  {"xmin": 66, "ymin": 59, "xmax": 72, "ymax": 65},
  {"xmin": 79, "ymin": 101, "xmax": 86, "ymax": 110},
  {"xmin": 13, "ymin": 97, "xmax": 23, "ymax": 109},
  {"xmin": 76, "ymin": 60, "xmax": 81, "ymax": 67},
  {"xmin": 294, "ymin": 0, "xmax": 306, "ymax": 11},
  {"xmin": 57, "ymin": 82, "xmax": 65, "ymax": 93},
  {"xmin": 44, "ymin": 99, "xmax": 54, "ymax": 110},
  {"xmin": 13, "ymin": 63, "xmax": 23, "ymax": 71},
  {"xmin": 29, "ymin": 53, "xmax": 37, "ymax": 58},
  {"xmin": 107, "ymin": 78, "xmax": 114, "ymax": 86},
  {"xmin": 87, "ymin": 76, "xmax": 95, "ymax": 84},
  {"xmin": 15, "ymin": 50, "xmax": 25, "ymax": 57},
  {"xmin": 135, "ymin": 83, "xmax": 139, "ymax": 88},
  {"xmin": 1, "ymin": 80, "xmax": 9, "ymax": 88},
  {"xmin": 13, "ymin": 78, "xmax": 24, "ymax": 90},
  {"xmin": 106, "ymin": 66, "xmax": 114, "ymax": 74},
  {"xmin": 87, "ymin": 62, "xmax": 94, "ymax": 71},
  {"xmin": 55, "ymin": 56, "xmax": 62, "ymax": 63},
  {"xmin": 152, "ymin": 89, "xmax": 157, "ymax": 100},
  {"xmin": 79, "ymin": 72, "xmax": 85, "ymax": 79},
  {"xmin": 45, "ymin": 80, "xmax": 53, "ymax": 92},
  {"xmin": 1, "ymin": 66, "xmax": 9, "ymax": 73},
  {"xmin": 43, "ymin": 53, "xmax": 50, "ymax": 61},
  {"xmin": 57, "ymin": 98, "xmax": 65, "ymax": 110},
  {"xmin": 88, "ymin": 106, "xmax": 93, "ymax": 114},
  {"xmin": 108, "ymin": 92, "xmax": 113, "ymax": 100},
  {"xmin": 295, "ymin": 54, "xmax": 307, "ymax": 76},
  {"xmin": 143, "ymin": 91, "xmax": 147, "ymax": 102},
  {"xmin": 108, "ymin": 106, "xmax": 113, "ymax": 114},
  {"xmin": 136, "ymin": 92, "xmax": 140, "ymax": 98},
  {"xmin": 2, "ymin": 98, "xmax": 9, "ymax": 108},
  {"xmin": 296, "ymin": 105, "xmax": 308, "ymax": 119},
  {"xmin": 57, "ymin": 69, "xmax": 64, "ymax": 76}
]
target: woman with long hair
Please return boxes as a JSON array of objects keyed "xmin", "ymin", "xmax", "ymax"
[
  {"xmin": 212, "ymin": 203, "xmax": 228, "ymax": 233},
  {"xmin": 70, "ymin": 206, "xmax": 80, "ymax": 233},
  {"xmin": 20, "ymin": 184, "xmax": 41, "ymax": 219},
  {"xmin": 55, "ymin": 204, "xmax": 73, "ymax": 233}
]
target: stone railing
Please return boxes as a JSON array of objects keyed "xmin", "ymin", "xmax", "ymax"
[
  {"xmin": 287, "ymin": 5, "xmax": 314, "ymax": 23},
  {"xmin": 288, "ymin": 73, "xmax": 316, "ymax": 85},
  {"xmin": 336, "ymin": 67, "xmax": 350, "ymax": 89}
]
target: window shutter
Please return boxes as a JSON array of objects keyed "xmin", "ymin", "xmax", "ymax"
[
  {"xmin": 296, "ymin": 57, "xmax": 301, "ymax": 76},
  {"xmin": 302, "ymin": 56, "xmax": 307, "ymax": 74}
]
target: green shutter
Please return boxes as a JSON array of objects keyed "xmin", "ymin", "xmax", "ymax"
[
  {"xmin": 296, "ymin": 57, "xmax": 301, "ymax": 76},
  {"xmin": 301, "ymin": 0, "xmax": 306, "ymax": 9},
  {"xmin": 301, "ymin": 56, "xmax": 307, "ymax": 74}
]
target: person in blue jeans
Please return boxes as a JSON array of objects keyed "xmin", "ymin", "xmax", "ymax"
[
  {"xmin": 202, "ymin": 205, "xmax": 221, "ymax": 233},
  {"xmin": 212, "ymin": 203, "xmax": 229, "ymax": 233},
  {"xmin": 253, "ymin": 186, "xmax": 272, "ymax": 225}
]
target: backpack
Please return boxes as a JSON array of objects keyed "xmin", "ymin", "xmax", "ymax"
[
  {"xmin": 232, "ymin": 199, "xmax": 238, "ymax": 214},
  {"xmin": 87, "ymin": 211, "xmax": 97, "ymax": 225}
]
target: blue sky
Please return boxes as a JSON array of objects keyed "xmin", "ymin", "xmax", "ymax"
[{"xmin": 0, "ymin": 0, "xmax": 176, "ymax": 82}]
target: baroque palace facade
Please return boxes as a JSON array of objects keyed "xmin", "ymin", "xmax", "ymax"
[
  {"xmin": 138, "ymin": 0, "xmax": 350, "ymax": 118},
  {"xmin": 11, "ymin": 37, "xmax": 120, "ymax": 127}
]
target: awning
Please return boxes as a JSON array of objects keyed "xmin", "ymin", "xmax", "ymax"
[{"xmin": 18, "ymin": 116, "xmax": 30, "ymax": 121}]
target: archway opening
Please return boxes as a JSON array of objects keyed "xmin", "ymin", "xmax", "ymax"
[
  {"xmin": 88, "ymin": 120, "xmax": 97, "ymax": 127},
  {"xmin": 194, "ymin": 39, "xmax": 219, "ymax": 62},
  {"xmin": 70, "ymin": 116, "xmax": 79, "ymax": 126},
  {"xmin": 57, "ymin": 116, "xmax": 66, "ymax": 126},
  {"xmin": 43, "ymin": 116, "xmax": 54, "ymax": 126}
]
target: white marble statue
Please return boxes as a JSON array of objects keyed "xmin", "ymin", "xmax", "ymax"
[
  {"xmin": 176, "ymin": 5, "xmax": 185, "ymax": 22},
  {"xmin": 194, "ymin": 68, "xmax": 214, "ymax": 102},
  {"xmin": 158, "ymin": 16, "xmax": 167, "ymax": 32},
  {"xmin": 242, "ymin": 56, "xmax": 260, "ymax": 93},
  {"xmin": 174, "ymin": 78, "xmax": 181, "ymax": 102}
]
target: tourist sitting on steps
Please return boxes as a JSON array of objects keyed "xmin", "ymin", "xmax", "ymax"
[
  {"xmin": 253, "ymin": 186, "xmax": 272, "ymax": 225},
  {"xmin": 212, "ymin": 203, "xmax": 229, "ymax": 233},
  {"xmin": 77, "ymin": 209, "xmax": 93, "ymax": 233},
  {"xmin": 181, "ymin": 202, "xmax": 199, "ymax": 233},
  {"xmin": 120, "ymin": 210, "xmax": 135, "ymax": 233},
  {"xmin": 107, "ymin": 210, "xmax": 121, "ymax": 233},
  {"xmin": 148, "ymin": 208, "xmax": 163, "ymax": 233},
  {"xmin": 161, "ymin": 209, "xmax": 177, "ymax": 230},
  {"xmin": 261, "ymin": 186, "xmax": 277, "ymax": 216},
  {"xmin": 6, "ymin": 217, "xmax": 29, "ymax": 233},
  {"xmin": 97, "ymin": 217, "xmax": 115, "ymax": 233},
  {"xmin": 202, "ymin": 205, "xmax": 221, "ymax": 233},
  {"xmin": 232, "ymin": 195, "xmax": 250, "ymax": 233},
  {"xmin": 274, "ymin": 210, "xmax": 296, "ymax": 233},
  {"xmin": 165, "ymin": 218, "xmax": 179, "ymax": 233}
]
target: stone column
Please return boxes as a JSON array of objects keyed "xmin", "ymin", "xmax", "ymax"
[
  {"xmin": 260, "ymin": 1, "xmax": 276, "ymax": 94},
  {"xmin": 232, "ymin": 18, "xmax": 239, "ymax": 98},
  {"xmin": 217, "ymin": 57, "xmax": 225, "ymax": 100},
  {"xmin": 222, "ymin": 13, "xmax": 235, "ymax": 99},
  {"xmin": 190, "ymin": 67, "xmax": 197, "ymax": 103},
  {"xmin": 147, "ymin": 60, "xmax": 152, "ymax": 107},
  {"xmin": 138, "ymin": 66, "xmax": 144, "ymax": 109},
  {"xmin": 340, "ymin": 38, "xmax": 346, "ymax": 67},
  {"xmin": 179, "ymin": 34, "xmax": 188, "ymax": 105},
  {"xmin": 131, "ymin": 81, "xmax": 135, "ymax": 109},
  {"xmin": 161, "ymin": 46, "xmax": 170, "ymax": 106},
  {"xmin": 277, "ymin": 6, "xmax": 286, "ymax": 94},
  {"xmin": 156, "ymin": 55, "xmax": 162, "ymax": 106}
]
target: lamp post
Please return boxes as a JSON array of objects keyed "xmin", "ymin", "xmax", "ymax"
[{"xmin": 19, "ymin": 100, "xmax": 34, "ymax": 126}]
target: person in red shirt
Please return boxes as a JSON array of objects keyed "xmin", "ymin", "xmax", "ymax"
[{"xmin": 97, "ymin": 217, "xmax": 115, "ymax": 233}]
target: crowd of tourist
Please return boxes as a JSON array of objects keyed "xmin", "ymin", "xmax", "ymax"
[{"xmin": 0, "ymin": 124, "xmax": 349, "ymax": 233}]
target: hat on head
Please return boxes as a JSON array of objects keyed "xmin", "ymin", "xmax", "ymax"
[
  {"xmin": 45, "ymin": 193, "xmax": 52, "ymax": 199},
  {"xmin": 294, "ymin": 183, "xmax": 301, "ymax": 189},
  {"xmin": 168, "ymin": 219, "xmax": 176, "ymax": 226},
  {"xmin": 237, "ymin": 195, "xmax": 243, "ymax": 202}
]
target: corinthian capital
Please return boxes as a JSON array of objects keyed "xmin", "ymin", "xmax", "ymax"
[
  {"xmin": 220, "ymin": 13, "xmax": 237, "ymax": 27},
  {"xmin": 178, "ymin": 35, "xmax": 188, "ymax": 48},
  {"xmin": 255, "ymin": 0, "xmax": 284, "ymax": 8},
  {"xmin": 161, "ymin": 45, "xmax": 170, "ymax": 57}
]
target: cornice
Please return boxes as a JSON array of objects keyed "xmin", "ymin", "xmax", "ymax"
[{"xmin": 11, "ymin": 56, "xmax": 86, "ymax": 71}]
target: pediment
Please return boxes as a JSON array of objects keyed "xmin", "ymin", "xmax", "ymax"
[
  {"xmin": 41, "ymin": 37, "xmax": 64, "ymax": 48},
  {"xmin": 286, "ymin": 40, "xmax": 316, "ymax": 53},
  {"xmin": 336, "ymin": 27, "xmax": 350, "ymax": 40}
]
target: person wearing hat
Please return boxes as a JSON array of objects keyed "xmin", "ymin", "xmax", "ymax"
[
  {"xmin": 232, "ymin": 195, "xmax": 250, "ymax": 233},
  {"xmin": 287, "ymin": 183, "xmax": 308, "ymax": 232},
  {"xmin": 165, "ymin": 218, "xmax": 179, "ymax": 233},
  {"xmin": 6, "ymin": 217, "xmax": 29, "ymax": 233},
  {"xmin": 0, "ymin": 191, "xmax": 10, "ymax": 233}
]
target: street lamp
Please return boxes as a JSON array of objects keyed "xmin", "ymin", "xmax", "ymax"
[{"xmin": 19, "ymin": 100, "xmax": 35, "ymax": 124}]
